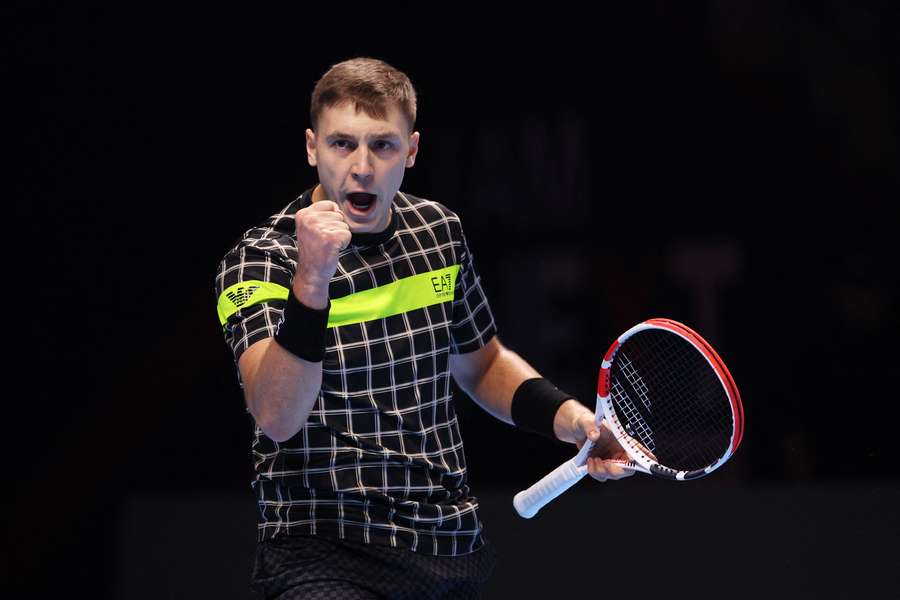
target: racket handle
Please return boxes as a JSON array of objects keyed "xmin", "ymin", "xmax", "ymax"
[{"xmin": 513, "ymin": 456, "xmax": 588, "ymax": 519}]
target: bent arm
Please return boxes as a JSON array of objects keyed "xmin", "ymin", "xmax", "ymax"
[
  {"xmin": 449, "ymin": 336, "xmax": 590, "ymax": 443},
  {"xmin": 225, "ymin": 200, "xmax": 350, "ymax": 443}
]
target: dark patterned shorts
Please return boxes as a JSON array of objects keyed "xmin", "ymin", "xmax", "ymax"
[{"xmin": 249, "ymin": 534, "xmax": 498, "ymax": 600}]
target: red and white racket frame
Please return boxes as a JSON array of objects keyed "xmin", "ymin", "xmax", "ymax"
[{"xmin": 513, "ymin": 318, "xmax": 744, "ymax": 519}]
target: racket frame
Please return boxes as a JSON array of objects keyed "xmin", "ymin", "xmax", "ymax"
[
  {"xmin": 513, "ymin": 318, "xmax": 743, "ymax": 518},
  {"xmin": 597, "ymin": 319, "xmax": 742, "ymax": 480}
]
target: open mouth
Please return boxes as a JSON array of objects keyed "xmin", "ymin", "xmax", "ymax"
[{"xmin": 346, "ymin": 192, "xmax": 377, "ymax": 213}]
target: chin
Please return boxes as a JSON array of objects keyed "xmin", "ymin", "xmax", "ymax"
[{"xmin": 347, "ymin": 223, "xmax": 374, "ymax": 234}]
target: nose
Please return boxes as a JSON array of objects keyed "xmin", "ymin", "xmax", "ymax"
[{"xmin": 350, "ymin": 146, "xmax": 374, "ymax": 182}]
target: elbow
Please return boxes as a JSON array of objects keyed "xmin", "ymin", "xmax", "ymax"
[
  {"xmin": 453, "ymin": 373, "xmax": 474, "ymax": 397},
  {"xmin": 254, "ymin": 412, "xmax": 303, "ymax": 443},
  {"xmin": 246, "ymin": 393, "xmax": 306, "ymax": 443},
  {"xmin": 263, "ymin": 425, "xmax": 299, "ymax": 444},
  {"xmin": 450, "ymin": 338, "xmax": 504, "ymax": 396}
]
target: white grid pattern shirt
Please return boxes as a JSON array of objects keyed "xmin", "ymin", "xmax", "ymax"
[{"xmin": 215, "ymin": 188, "xmax": 497, "ymax": 556}]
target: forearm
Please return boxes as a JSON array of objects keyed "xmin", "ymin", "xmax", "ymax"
[
  {"xmin": 240, "ymin": 277, "xmax": 330, "ymax": 442},
  {"xmin": 233, "ymin": 200, "xmax": 350, "ymax": 443},
  {"xmin": 241, "ymin": 337, "xmax": 323, "ymax": 442},
  {"xmin": 455, "ymin": 340, "xmax": 594, "ymax": 443},
  {"xmin": 463, "ymin": 344, "xmax": 540, "ymax": 425}
]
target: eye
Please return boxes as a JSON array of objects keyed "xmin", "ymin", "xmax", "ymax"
[
  {"xmin": 373, "ymin": 140, "xmax": 395, "ymax": 152},
  {"xmin": 332, "ymin": 139, "xmax": 353, "ymax": 150}
]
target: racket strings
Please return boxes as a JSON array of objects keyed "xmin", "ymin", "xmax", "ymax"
[
  {"xmin": 610, "ymin": 330, "xmax": 732, "ymax": 472},
  {"xmin": 619, "ymin": 355, "xmax": 652, "ymax": 410},
  {"xmin": 609, "ymin": 375, "xmax": 656, "ymax": 453}
]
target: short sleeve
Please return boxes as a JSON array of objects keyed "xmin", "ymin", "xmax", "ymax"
[
  {"xmin": 214, "ymin": 241, "xmax": 295, "ymax": 375},
  {"xmin": 449, "ymin": 229, "xmax": 497, "ymax": 354}
]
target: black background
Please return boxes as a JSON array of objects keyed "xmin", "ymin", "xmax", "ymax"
[{"xmin": 8, "ymin": 2, "xmax": 899, "ymax": 598}]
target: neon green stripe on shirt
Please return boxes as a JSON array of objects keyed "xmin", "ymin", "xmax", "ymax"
[
  {"xmin": 217, "ymin": 280, "xmax": 291, "ymax": 326},
  {"xmin": 328, "ymin": 265, "xmax": 459, "ymax": 328},
  {"xmin": 217, "ymin": 265, "xmax": 460, "ymax": 328}
]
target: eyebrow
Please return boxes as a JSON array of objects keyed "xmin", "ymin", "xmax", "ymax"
[{"xmin": 326, "ymin": 131, "xmax": 402, "ymax": 141}]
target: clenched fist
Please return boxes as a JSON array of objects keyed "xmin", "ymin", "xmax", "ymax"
[{"xmin": 292, "ymin": 200, "xmax": 351, "ymax": 309}]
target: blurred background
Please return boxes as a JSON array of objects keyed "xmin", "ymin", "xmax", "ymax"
[{"xmin": 8, "ymin": 2, "xmax": 899, "ymax": 598}]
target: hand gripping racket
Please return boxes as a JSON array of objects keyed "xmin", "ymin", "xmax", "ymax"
[{"xmin": 514, "ymin": 318, "xmax": 744, "ymax": 518}]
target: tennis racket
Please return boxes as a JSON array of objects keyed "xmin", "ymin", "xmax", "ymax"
[{"xmin": 513, "ymin": 318, "xmax": 743, "ymax": 518}]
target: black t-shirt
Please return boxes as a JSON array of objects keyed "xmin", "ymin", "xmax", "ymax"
[{"xmin": 215, "ymin": 188, "xmax": 497, "ymax": 555}]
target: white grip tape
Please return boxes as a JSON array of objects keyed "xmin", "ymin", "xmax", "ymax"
[{"xmin": 513, "ymin": 443, "xmax": 592, "ymax": 518}]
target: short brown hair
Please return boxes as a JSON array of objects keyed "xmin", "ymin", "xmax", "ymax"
[{"xmin": 310, "ymin": 57, "xmax": 417, "ymax": 133}]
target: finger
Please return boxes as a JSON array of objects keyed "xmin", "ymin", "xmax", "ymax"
[
  {"xmin": 320, "ymin": 218, "xmax": 351, "ymax": 232},
  {"xmin": 588, "ymin": 456, "xmax": 609, "ymax": 481},
  {"xmin": 295, "ymin": 210, "xmax": 345, "ymax": 237},
  {"xmin": 602, "ymin": 460, "xmax": 636, "ymax": 480},
  {"xmin": 587, "ymin": 457, "xmax": 609, "ymax": 482},
  {"xmin": 319, "ymin": 226, "xmax": 351, "ymax": 244},
  {"xmin": 298, "ymin": 218, "xmax": 350, "ymax": 241},
  {"xmin": 337, "ymin": 230, "xmax": 352, "ymax": 251},
  {"xmin": 313, "ymin": 210, "xmax": 348, "ymax": 221},
  {"xmin": 587, "ymin": 456, "xmax": 637, "ymax": 481},
  {"xmin": 300, "ymin": 212, "xmax": 348, "ymax": 228},
  {"xmin": 577, "ymin": 414, "xmax": 600, "ymax": 442},
  {"xmin": 611, "ymin": 463, "xmax": 627, "ymax": 477},
  {"xmin": 604, "ymin": 461, "xmax": 627, "ymax": 478},
  {"xmin": 307, "ymin": 200, "xmax": 341, "ymax": 212}
]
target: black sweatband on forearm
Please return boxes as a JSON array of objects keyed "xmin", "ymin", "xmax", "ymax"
[
  {"xmin": 273, "ymin": 291, "xmax": 330, "ymax": 362},
  {"xmin": 510, "ymin": 377, "xmax": 573, "ymax": 441}
]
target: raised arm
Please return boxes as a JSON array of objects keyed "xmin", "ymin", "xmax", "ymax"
[{"xmin": 240, "ymin": 200, "xmax": 350, "ymax": 442}]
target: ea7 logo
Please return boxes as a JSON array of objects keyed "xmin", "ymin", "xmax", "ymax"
[{"xmin": 430, "ymin": 274, "xmax": 454, "ymax": 298}]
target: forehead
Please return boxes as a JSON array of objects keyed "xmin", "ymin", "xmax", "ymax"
[{"xmin": 316, "ymin": 101, "xmax": 409, "ymax": 137}]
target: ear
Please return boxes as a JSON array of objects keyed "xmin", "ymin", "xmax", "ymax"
[
  {"xmin": 405, "ymin": 131, "xmax": 420, "ymax": 168},
  {"xmin": 305, "ymin": 129, "xmax": 318, "ymax": 167}
]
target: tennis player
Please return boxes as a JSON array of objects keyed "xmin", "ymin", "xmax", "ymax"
[{"xmin": 215, "ymin": 57, "xmax": 633, "ymax": 599}]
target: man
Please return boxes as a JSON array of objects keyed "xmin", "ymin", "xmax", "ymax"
[{"xmin": 215, "ymin": 57, "xmax": 632, "ymax": 599}]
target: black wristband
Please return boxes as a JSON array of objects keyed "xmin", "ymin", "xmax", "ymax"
[
  {"xmin": 273, "ymin": 291, "xmax": 330, "ymax": 362},
  {"xmin": 510, "ymin": 377, "xmax": 573, "ymax": 441}
]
